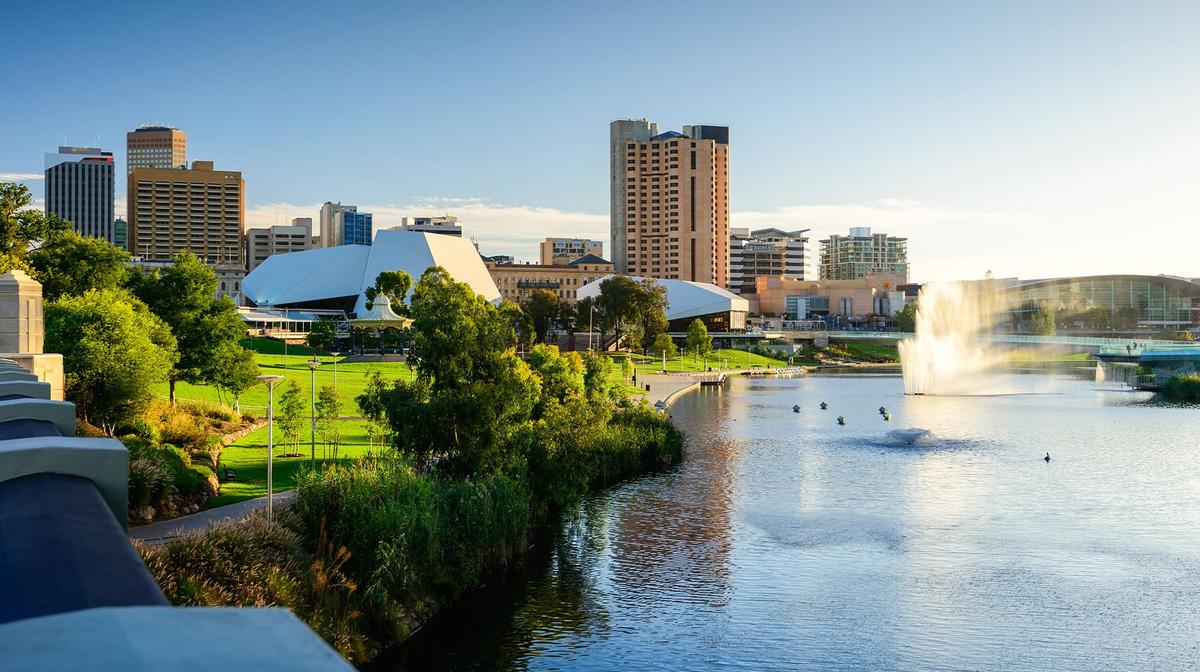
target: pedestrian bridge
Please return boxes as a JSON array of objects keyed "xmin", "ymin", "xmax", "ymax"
[{"xmin": 763, "ymin": 330, "xmax": 1198, "ymax": 355}]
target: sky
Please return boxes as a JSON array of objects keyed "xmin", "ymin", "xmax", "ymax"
[{"xmin": 2, "ymin": 0, "xmax": 1198, "ymax": 282}]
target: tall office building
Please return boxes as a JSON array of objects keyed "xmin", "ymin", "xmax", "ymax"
[
  {"xmin": 319, "ymin": 202, "xmax": 372, "ymax": 246},
  {"xmin": 819, "ymin": 227, "xmax": 908, "ymax": 281},
  {"xmin": 128, "ymin": 160, "xmax": 244, "ymax": 267},
  {"xmin": 113, "ymin": 218, "xmax": 128, "ymax": 249},
  {"xmin": 126, "ymin": 125, "xmax": 186, "ymax": 174},
  {"xmin": 729, "ymin": 227, "xmax": 811, "ymax": 294},
  {"xmin": 540, "ymin": 237, "xmax": 604, "ymax": 265},
  {"xmin": 246, "ymin": 217, "xmax": 314, "ymax": 271},
  {"xmin": 44, "ymin": 146, "xmax": 115, "ymax": 242},
  {"xmin": 610, "ymin": 120, "xmax": 730, "ymax": 286}
]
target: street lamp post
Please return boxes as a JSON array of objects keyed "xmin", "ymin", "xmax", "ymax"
[
  {"xmin": 307, "ymin": 356, "xmax": 320, "ymax": 468},
  {"xmin": 257, "ymin": 374, "xmax": 284, "ymax": 525},
  {"xmin": 588, "ymin": 304, "xmax": 595, "ymax": 351}
]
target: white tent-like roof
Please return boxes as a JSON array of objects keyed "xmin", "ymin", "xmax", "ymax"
[
  {"xmin": 243, "ymin": 230, "xmax": 501, "ymax": 315},
  {"xmin": 576, "ymin": 275, "xmax": 749, "ymax": 322}
]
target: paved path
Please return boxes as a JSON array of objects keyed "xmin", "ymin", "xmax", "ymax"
[
  {"xmin": 128, "ymin": 491, "xmax": 296, "ymax": 546},
  {"xmin": 635, "ymin": 374, "xmax": 701, "ymax": 407}
]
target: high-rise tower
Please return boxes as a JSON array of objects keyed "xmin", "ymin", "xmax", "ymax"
[
  {"xmin": 610, "ymin": 120, "xmax": 730, "ymax": 286},
  {"xmin": 126, "ymin": 125, "xmax": 187, "ymax": 174},
  {"xmin": 44, "ymin": 146, "xmax": 115, "ymax": 242}
]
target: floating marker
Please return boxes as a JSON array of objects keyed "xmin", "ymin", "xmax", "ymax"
[
  {"xmin": 837, "ymin": 416, "xmax": 846, "ymax": 425},
  {"xmin": 792, "ymin": 405, "xmax": 801, "ymax": 413},
  {"xmin": 820, "ymin": 402, "xmax": 828, "ymax": 410}
]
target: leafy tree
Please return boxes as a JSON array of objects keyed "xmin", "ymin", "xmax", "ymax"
[
  {"xmin": 44, "ymin": 288, "xmax": 178, "ymax": 433},
  {"xmin": 500, "ymin": 301, "xmax": 535, "ymax": 351},
  {"xmin": 28, "ymin": 229, "xmax": 131, "ymax": 301},
  {"xmin": 370, "ymin": 266, "xmax": 541, "ymax": 474},
  {"xmin": 523, "ymin": 289, "xmax": 560, "ymax": 344},
  {"xmin": 307, "ymin": 317, "xmax": 338, "ymax": 350},
  {"xmin": 364, "ymin": 269, "xmax": 413, "ymax": 313},
  {"xmin": 894, "ymin": 301, "xmax": 919, "ymax": 333},
  {"xmin": 1114, "ymin": 306, "xmax": 1139, "ymax": 329},
  {"xmin": 276, "ymin": 380, "xmax": 306, "ymax": 451},
  {"xmin": 597, "ymin": 275, "xmax": 641, "ymax": 350},
  {"xmin": 315, "ymin": 385, "xmax": 343, "ymax": 460},
  {"xmin": 576, "ymin": 295, "xmax": 605, "ymax": 347},
  {"xmin": 1082, "ymin": 307, "xmax": 1111, "ymax": 330},
  {"xmin": 130, "ymin": 250, "xmax": 245, "ymax": 403},
  {"xmin": 634, "ymin": 278, "xmax": 669, "ymax": 355},
  {"xmin": 1031, "ymin": 302, "xmax": 1057, "ymax": 336},
  {"xmin": 0, "ymin": 182, "xmax": 70, "ymax": 256},
  {"xmin": 582, "ymin": 351, "xmax": 615, "ymax": 400},
  {"xmin": 650, "ymin": 332, "xmax": 677, "ymax": 360},
  {"xmin": 526, "ymin": 344, "xmax": 583, "ymax": 412},
  {"xmin": 684, "ymin": 319, "xmax": 712, "ymax": 361},
  {"xmin": 210, "ymin": 342, "xmax": 260, "ymax": 414}
]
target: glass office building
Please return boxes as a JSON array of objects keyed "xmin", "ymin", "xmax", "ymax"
[
  {"xmin": 340, "ymin": 211, "xmax": 373, "ymax": 246},
  {"xmin": 1009, "ymin": 275, "xmax": 1199, "ymax": 327}
]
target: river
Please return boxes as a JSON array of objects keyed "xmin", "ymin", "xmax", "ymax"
[{"xmin": 377, "ymin": 368, "xmax": 1200, "ymax": 671}]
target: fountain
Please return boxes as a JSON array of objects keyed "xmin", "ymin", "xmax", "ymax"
[
  {"xmin": 898, "ymin": 280, "xmax": 1011, "ymax": 395},
  {"xmin": 883, "ymin": 428, "xmax": 938, "ymax": 446}
]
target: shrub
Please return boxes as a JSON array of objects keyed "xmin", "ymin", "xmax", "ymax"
[
  {"xmin": 116, "ymin": 416, "xmax": 161, "ymax": 443},
  {"xmin": 129, "ymin": 456, "xmax": 173, "ymax": 508},
  {"xmin": 1163, "ymin": 373, "xmax": 1200, "ymax": 402}
]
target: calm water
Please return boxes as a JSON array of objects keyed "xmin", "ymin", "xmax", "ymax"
[{"xmin": 381, "ymin": 369, "xmax": 1200, "ymax": 671}]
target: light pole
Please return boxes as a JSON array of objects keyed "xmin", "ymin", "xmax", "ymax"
[
  {"xmin": 307, "ymin": 356, "xmax": 319, "ymax": 468},
  {"xmin": 257, "ymin": 374, "xmax": 284, "ymax": 525},
  {"xmin": 588, "ymin": 304, "xmax": 595, "ymax": 351}
]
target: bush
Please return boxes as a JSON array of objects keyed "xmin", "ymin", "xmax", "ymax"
[
  {"xmin": 129, "ymin": 456, "xmax": 173, "ymax": 508},
  {"xmin": 1163, "ymin": 373, "xmax": 1200, "ymax": 402},
  {"xmin": 116, "ymin": 416, "xmax": 161, "ymax": 443}
]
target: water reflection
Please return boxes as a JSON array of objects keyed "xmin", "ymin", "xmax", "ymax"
[{"xmin": 383, "ymin": 372, "xmax": 1200, "ymax": 671}]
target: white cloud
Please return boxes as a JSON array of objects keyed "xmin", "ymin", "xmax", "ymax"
[
  {"xmin": 245, "ymin": 200, "xmax": 607, "ymax": 264},
  {"xmin": 0, "ymin": 173, "xmax": 43, "ymax": 181},
  {"xmin": 241, "ymin": 196, "xmax": 1196, "ymax": 283}
]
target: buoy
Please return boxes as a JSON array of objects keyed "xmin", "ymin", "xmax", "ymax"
[
  {"xmin": 837, "ymin": 416, "xmax": 846, "ymax": 425},
  {"xmin": 1044, "ymin": 452, "xmax": 1051, "ymax": 463},
  {"xmin": 879, "ymin": 406, "xmax": 887, "ymax": 415},
  {"xmin": 883, "ymin": 413, "xmax": 890, "ymax": 422},
  {"xmin": 792, "ymin": 404, "xmax": 801, "ymax": 413},
  {"xmin": 819, "ymin": 402, "xmax": 828, "ymax": 410}
]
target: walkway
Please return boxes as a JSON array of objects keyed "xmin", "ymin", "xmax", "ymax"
[
  {"xmin": 128, "ymin": 491, "xmax": 296, "ymax": 546},
  {"xmin": 636, "ymin": 374, "xmax": 701, "ymax": 407}
]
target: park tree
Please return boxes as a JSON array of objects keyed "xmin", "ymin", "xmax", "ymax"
[
  {"xmin": 1082, "ymin": 307, "xmax": 1111, "ymax": 330},
  {"xmin": 576, "ymin": 295, "xmax": 605, "ymax": 346},
  {"xmin": 523, "ymin": 289, "xmax": 560, "ymax": 344},
  {"xmin": 597, "ymin": 275, "xmax": 641, "ymax": 350},
  {"xmin": 894, "ymin": 301, "xmax": 919, "ymax": 333},
  {"xmin": 364, "ymin": 269, "xmax": 413, "ymax": 313},
  {"xmin": 582, "ymin": 351, "xmax": 615, "ymax": 401},
  {"xmin": 1114, "ymin": 306, "xmax": 1139, "ymax": 329},
  {"xmin": 684, "ymin": 319, "xmax": 713, "ymax": 361},
  {"xmin": 500, "ymin": 301, "xmax": 536, "ymax": 351},
  {"xmin": 371, "ymin": 266, "xmax": 540, "ymax": 474},
  {"xmin": 307, "ymin": 317, "xmax": 338, "ymax": 350},
  {"xmin": 650, "ymin": 332, "xmax": 677, "ymax": 360},
  {"xmin": 0, "ymin": 183, "xmax": 70, "ymax": 259},
  {"xmin": 526, "ymin": 344, "xmax": 584, "ymax": 412},
  {"xmin": 634, "ymin": 278, "xmax": 670, "ymax": 355},
  {"xmin": 210, "ymin": 342, "xmax": 260, "ymax": 415},
  {"xmin": 276, "ymin": 380, "xmax": 306, "ymax": 452},
  {"xmin": 315, "ymin": 385, "xmax": 344, "ymax": 460},
  {"xmin": 28, "ymin": 229, "xmax": 131, "ymax": 301},
  {"xmin": 1031, "ymin": 302, "xmax": 1057, "ymax": 336},
  {"xmin": 44, "ymin": 288, "xmax": 178, "ymax": 433},
  {"xmin": 130, "ymin": 250, "xmax": 246, "ymax": 403}
]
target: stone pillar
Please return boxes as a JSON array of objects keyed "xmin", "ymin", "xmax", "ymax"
[{"xmin": 0, "ymin": 271, "xmax": 64, "ymax": 400}]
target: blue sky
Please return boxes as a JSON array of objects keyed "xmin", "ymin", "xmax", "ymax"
[{"xmin": 3, "ymin": 0, "xmax": 1198, "ymax": 280}]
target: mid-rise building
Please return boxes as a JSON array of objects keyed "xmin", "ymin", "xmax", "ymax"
[
  {"xmin": 43, "ymin": 146, "xmax": 115, "ymax": 242},
  {"xmin": 319, "ymin": 202, "xmax": 372, "ymax": 247},
  {"xmin": 610, "ymin": 119, "xmax": 730, "ymax": 287},
  {"xmin": 487, "ymin": 255, "xmax": 614, "ymax": 304},
  {"xmin": 729, "ymin": 227, "xmax": 811, "ymax": 294},
  {"xmin": 396, "ymin": 215, "xmax": 462, "ymax": 237},
  {"xmin": 126, "ymin": 125, "xmax": 186, "ymax": 174},
  {"xmin": 113, "ymin": 218, "xmax": 128, "ymax": 249},
  {"xmin": 540, "ymin": 237, "xmax": 604, "ymax": 266},
  {"xmin": 819, "ymin": 227, "xmax": 908, "ymax": 282},
  {"xmin": 245, "ymin": 217, "xmax": 314, "ymax": 272},
  {"xmin": 128, "ymin": 160, "xmax": 244, "ymax": 268}
]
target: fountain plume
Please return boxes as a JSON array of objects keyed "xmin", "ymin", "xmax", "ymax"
[{"xmin": 899, "ymin": 280, "xmax": 1011, "ymax": 395}]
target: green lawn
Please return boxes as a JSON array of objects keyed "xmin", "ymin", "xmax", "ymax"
[
  {"xmin": 209, "ymin": 418, "xmax": 381, "ymax": 506},
  {"xmin": 157, "ymin": 338, "xmax": 414, "ymax": 416},
  {"xmin": 613, "ymin": 348, "xmax": 789, "ymax": 376}
]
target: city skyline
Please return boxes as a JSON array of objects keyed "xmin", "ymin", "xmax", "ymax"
[{"xmin": 4, "ymin": 1, "xmax": 1200, "ymax": 281}]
